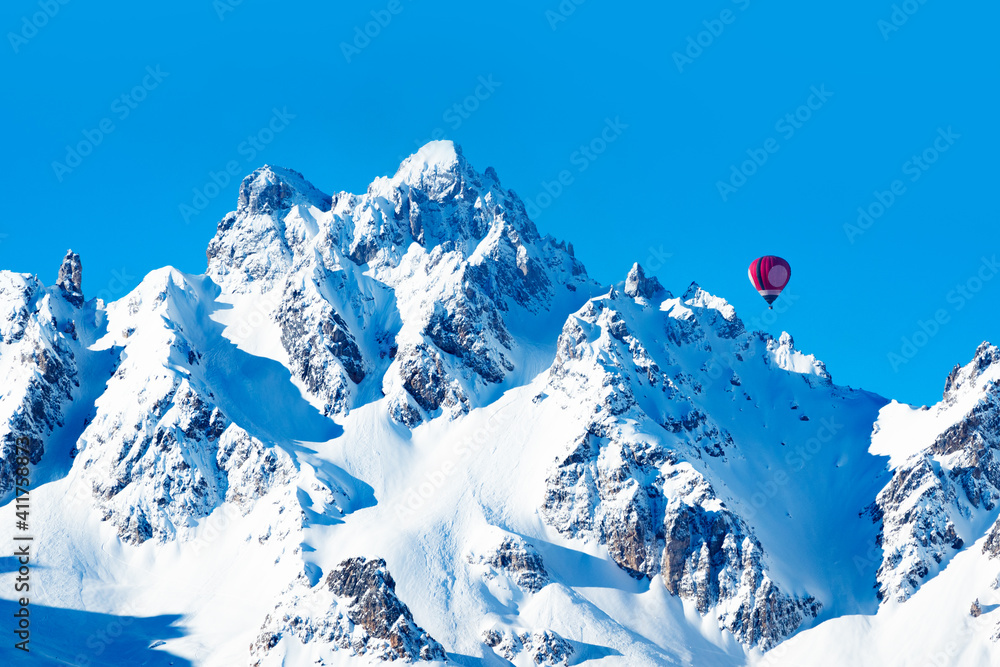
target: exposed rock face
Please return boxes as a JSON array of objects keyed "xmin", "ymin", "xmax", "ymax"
[
  {"xmin": 206, "ymin": 165, "xmax": 334, "ymax": 293},
  {"xmin": 662, "ymin": 493, "xmax": 821, "ymax": 648},
  {"xmin": 75, "ymin": 268, "xmax": 343, "ymax": 544},
  {"xmin": 870, "ymin": 455, "xmax": 967, "ymax": 601},
  {"xmin": 275, "ymin": 275, "xmax": 368, "ymax": 416},
  {"xmin": 944, "ymin": 343, "xmax": 1000, "ymax": 401},
  {"xmin": 56, "ymin": 250, "xmax": 84, "ymax": 307},
  {"xmin": 871, "ymin": 343, "xmax": 1000, "ymax": 602},
  {"xmin": 544, "ymin": 428, "xmax": 667, "ymax": 580},
  {"xmin": 540, "ymin": 271, "xmax": 840, "ymax": 649},
  {"xmin": 0, "ymin": 267, "xmax": 81, "ymax": 499},
  {"xmin": 251, "ymin": 557, "xmax": 446, "ymax": 664},
  {"xmin": 482, "ymin": 627, "xmax": 574, "ymax": 666},
  {"xmin": 237, "ymin": 165, "xmax": 333, "ymax": 218},
  {"xmin": 624, "ymin": 262, "xmax": 665, "ymax": 300},
  {"xmin": 359, "ymin": 143, "xmax": 589, "ymax": 424},
  {"xmin": 544, "ymin": 425, "xmax": 819, "ymax": 649},
  {"xmin": 323, "ymin": 557, "xmax": 444, "ymax": 659},
  {"xmin": 467, "ymin": 534, "xmax": 549, "ymax": 593},
  {"xmin": 392, "ymin": 342, "xmax": 463, "ymax": 424},
  {"xmin": 984, "ymin": 518, "xmax": 1000, "ymax": 559},
  {"xmin": 205, "ymin": 142, "xmax": 594, "ymax": 422},
  {"xmin": 78, "ymin": 373, "xmax": 294, "ymax": 544},
  {"xmin": 81, "ymin": 375, "xmax": 226, "ymax": 544},
  {"xmin": 206, "ymin": 166, "xmax": 377, "ymax": 417},
  {"xmin": 680, "ymin": 282, "xmax": 747, "ymax": 341}
]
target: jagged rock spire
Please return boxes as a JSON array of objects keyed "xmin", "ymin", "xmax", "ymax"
[
  {"xmin": 56, "ymin": 250, "xmax": 83, "ymax": 307},
  {"xmin": 624, "ymin": 262, "xmax": 664, "ymax": 300},
  {"xmin": 236, "ymin": 165, "xmax": 332, "ymax": 217},
  {"xmin": 943, "ymin": 341, "xmax": 999, "ymax": 399}
]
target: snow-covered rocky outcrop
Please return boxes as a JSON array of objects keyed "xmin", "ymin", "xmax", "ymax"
[
  {"xmin": 467, "ymin": 533, "xmax": 550, "ymax": 594},
  {"xmin": 0, "ymin": 251, "xmax": 85, "ymax": 498},
  {"xmin": 481, "ymin": 626, "xmax": 575, "ymax": 666},
  {"xmin": 250, "ymin": 557, "xmax": 447, "ymax": 664},
  {"xmin": 205, "ymin": 143, "xmax": 594, "ymax": 422},
  {"xmin": 206, "ymin": 165, "xmax": 375, "ymax": 418},
  {"xmin": 539, "ymin": 272, "xmax": 862, "ymax": 648},
  {"xmin": 73, "ymin": 268, "xmax": 355, "ymax": 544},
  {"xmin": 870, "ymin": 342, "xmax": 1000, "ymax": 602}
]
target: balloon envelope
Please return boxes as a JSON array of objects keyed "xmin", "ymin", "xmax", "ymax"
[{"xmin": 748, "ymin": 256, "xmax": 791, "ymax": 305}]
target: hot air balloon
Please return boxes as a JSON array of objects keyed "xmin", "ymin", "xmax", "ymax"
[{"xmin": 748, "ymin": 255, "xmax": 791, "ymax": 309}]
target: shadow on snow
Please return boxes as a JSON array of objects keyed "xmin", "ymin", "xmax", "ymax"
[{"xmin": 0, "ymin": 597, "xmax": 192, "ymax": 666}]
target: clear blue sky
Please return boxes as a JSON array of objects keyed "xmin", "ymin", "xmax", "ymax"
[{"xmin": 3, "ymin": 0, "xmax": 996, "ymax": 406}]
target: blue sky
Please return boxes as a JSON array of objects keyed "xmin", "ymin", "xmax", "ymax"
[{"xmin": 2, "ymin": 0, "xmax": 996, "ymax": 406}]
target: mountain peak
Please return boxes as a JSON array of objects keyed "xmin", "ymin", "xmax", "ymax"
[
  {"xmin": 236, "ymin": 165, "xmax": 332, "ymax": 217},
  {"xmin": 389, "ymin": 140, "xmax": 480, "ymax": 197},
  {"xmin": 943, "ymin": 341, "xmax": 1000, "ymax": 399},
  {"xmin": 674, "ymin": 280, "xmax": 744, "ymax": 338},
  {"xmin": 624, "ymin": 262, "xmax": 665, "ymax": 300},
  {"xmin": 681, "ymin": 281, "xmax": 702, "ymax": 300},
  {"xmin": 396, "ymin": 140, "xmax": 462, "ymax": 174},
  {"xmin": 681, "ymin": 280, "xmax": 733, "ymax": 312},
  {"xmin": 56, "ymin": 249, "xmax": 83, "ymax": 307}
]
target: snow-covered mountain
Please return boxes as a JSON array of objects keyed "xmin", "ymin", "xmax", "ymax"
[{"xmin": 2, "ymin": 141, "xmax": 998, "ymax": 666}]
